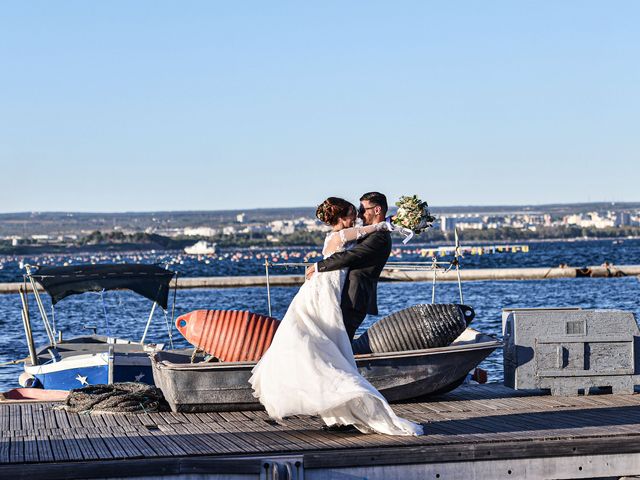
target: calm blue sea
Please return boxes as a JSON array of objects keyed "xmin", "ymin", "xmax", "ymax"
[
  {"xmin": 1, "ymin": 238, "xmax": 639, "ymax": 282},
  {"xmin": 0, "ymin": 238, "xmax": 639, "ymax": 391}
]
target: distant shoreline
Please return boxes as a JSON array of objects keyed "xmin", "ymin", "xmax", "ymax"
[{"xmin": 0, "ymin": 235, "xmax": 638, "ymax": 256}]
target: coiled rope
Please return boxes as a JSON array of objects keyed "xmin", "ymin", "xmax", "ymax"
[{"xmin": 58, "ymin": 382, "xmax": 166, "ymax": 414}]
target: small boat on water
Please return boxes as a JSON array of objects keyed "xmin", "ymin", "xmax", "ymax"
[
  {"xmin": 184, "ymin": 240, "xmax": 217, "ymax": 255},
  {"xmin": 151, "ymin": 327, "xmax": 500, "ymax": 412},
  {"xmin": 19, "ymin": 264, "xmax": 177, "ymax": 390}
]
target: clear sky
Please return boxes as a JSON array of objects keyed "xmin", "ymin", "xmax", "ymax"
[{"xmin": 0, "ymin": 1, "xmax": 638, "ymax": 212}]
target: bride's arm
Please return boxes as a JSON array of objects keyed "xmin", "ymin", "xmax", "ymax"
[{"xmin": 325, "ymin": 222, "xmax": 389, "ymax": 254}]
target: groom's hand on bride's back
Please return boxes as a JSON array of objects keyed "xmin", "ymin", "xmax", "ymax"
[{"xmin": 305, "ymin": 265, "xmax": 315, "ymax": 280}]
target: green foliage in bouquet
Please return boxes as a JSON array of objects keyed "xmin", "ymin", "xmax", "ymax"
[{"xmin": 392, "ymin": 195, "xmax": 436, "ymax": 233}]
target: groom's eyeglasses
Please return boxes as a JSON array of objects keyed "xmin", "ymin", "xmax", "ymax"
[{"xmin": 358, "ymin": 205, "xmax": 377, "ymax": 214}]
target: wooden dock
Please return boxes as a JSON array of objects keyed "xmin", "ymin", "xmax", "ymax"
[{"xmin": 3, "ymin": 384, "xmax": 640, "ymax": 479}]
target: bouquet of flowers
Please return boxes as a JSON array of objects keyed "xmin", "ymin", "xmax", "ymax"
[{"xmin": 390, "ymin": 195, "xmax": 435, "ymax": 243}]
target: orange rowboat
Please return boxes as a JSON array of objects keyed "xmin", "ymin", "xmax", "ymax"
[{"xmin": 176, "ymin": 310, "xmax": 280, "ymax": 362}]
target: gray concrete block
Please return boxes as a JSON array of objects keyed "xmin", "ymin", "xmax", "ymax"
[{"xmin": 503, "ymin": 308, "xmax": 640, "ymax": 395}]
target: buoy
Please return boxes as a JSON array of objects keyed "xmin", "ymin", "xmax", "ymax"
[
  {"xmin": 176, "ymin": 310, "xmax": 280, "ymax": 362},
  {"xmin": 352, "ymin": 304, "xmax": 475, "ymax": 355}
]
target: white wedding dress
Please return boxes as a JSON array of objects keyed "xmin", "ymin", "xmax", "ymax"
[{"xmin": 249, "ymin": 231, "xmax": 423, "ymax": 436}]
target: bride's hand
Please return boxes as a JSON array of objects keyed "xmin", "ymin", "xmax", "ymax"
[{"xmin": 376, "ymin": 217, "xmax": 395, "ymax": 231}]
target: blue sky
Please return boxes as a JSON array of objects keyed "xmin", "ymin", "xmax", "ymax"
[{"xmin": 0, "ymin": 1, "xmax": 638, "ymax": 212}]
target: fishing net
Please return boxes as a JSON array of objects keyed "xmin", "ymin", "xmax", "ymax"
[{"xmin": 58, "ymin": 382, "xmax": 166, "ymax": 414}]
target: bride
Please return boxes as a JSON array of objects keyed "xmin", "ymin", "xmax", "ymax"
[{"xmin": 249, "ymin": 197, "xmax": 423, "ymax": 436}]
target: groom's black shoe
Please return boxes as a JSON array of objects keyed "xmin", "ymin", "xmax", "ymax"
[{"xmin": 322, "ymin": 424, "xmax": 359, "ymax": 433}]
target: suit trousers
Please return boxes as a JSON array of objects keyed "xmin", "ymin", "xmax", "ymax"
[{"xmin": 342, "ymin": 307, "xmax": 367, "ymax": 342}]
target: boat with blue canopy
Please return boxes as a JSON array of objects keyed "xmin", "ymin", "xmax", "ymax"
[{"xmin": 18, "ymin": 263, "xmax": 177, "ymax": 390}]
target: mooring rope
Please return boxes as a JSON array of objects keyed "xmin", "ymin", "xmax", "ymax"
[{"xmin": 58, "ymin": 382, "xmax": 166, "ymax": 414}]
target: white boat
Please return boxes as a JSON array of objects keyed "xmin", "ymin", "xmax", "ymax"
[
  {"xmin": 19, "ymin": 263, "xmax": 177, "ymax": 390},
  {"xmin": 184, "ymin": 241, "xmax": 217, "ymax": 255}
]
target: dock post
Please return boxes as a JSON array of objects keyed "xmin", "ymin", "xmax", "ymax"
[{"xmin": 265, "ymin": 259, "xmax": 272, "ymax": 317}]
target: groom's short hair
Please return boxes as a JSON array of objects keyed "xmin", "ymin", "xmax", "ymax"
[{"xmin": 360, "ymin": 192, "xmax": 388, "ymax": 215}]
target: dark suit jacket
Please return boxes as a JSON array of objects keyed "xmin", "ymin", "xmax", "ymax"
[{"xmin": 316, "ymin": 231, "xmax": 391, "ymax": 315}]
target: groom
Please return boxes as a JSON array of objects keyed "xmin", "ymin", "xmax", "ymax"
[{"xmin": 306, "ymin": 192, "xmax": 392, "ymax": 340}]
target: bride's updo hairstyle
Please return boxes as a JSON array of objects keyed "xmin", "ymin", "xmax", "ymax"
[{"xmin": 316, "ymin": 197, "xmax": 355, "ymax": 226}]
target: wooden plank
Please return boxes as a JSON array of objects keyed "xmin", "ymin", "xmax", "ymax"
[
  {"xmin": 77, "ymin": 413, "xmax": 97, "ymax": 431},
  {"xmin": 168, "ymin": 412, "xmax": 190, "ymax": 423},
  {"xmin": 100, "ymin": 433, "xmax": 136, "ymax": 460},
  {"xmin": 85, "ymin": 434, "xmax": 114, "ymax": 460},
  {"xmin": 199, "ymin": 422, "xmax": 268, "ymax": 453},
  {"xmin": 52, "ymin": 409, "xmax": 71, "ymax": 429},
  {"xmin": 87, "ymin": 414, "xmax": 106, "ymax": 428},
  {"xmin": 189, "ymin": 422, "xmax": 257, "ymax": 453},
  {"xmin": 120, "ymin": 413, "xmax": 142, "ymax": 426},
  {"xmin": 105, "ymin": 427, "xmax": 143, "ymax": 458},
  {"xmin": 30, "ymin": 405, "xmax": 46, "ymax": 431},
  {"xmin": 217, "ymin": 411, "xmax": 241, "ymax": 422},
  {"xmin": 124, "ymin": 432, "xmax": 161, "ymax": 458},
  {"xmin": 176, "ymin": 426, "xmax": 222, "ymax": 456},
  {"xmin": 204, "ymin": 411, "xmax": 226, "ymax": 422},
  {"xmin": 9, "ymin": 438, "xmax": 24, "ymax": 464},
  {"xmin": 0, "ymin": 438, "xmax": 10, "ymax": 464},
  {"xmin": 281, "ymin": 417, "xmax": 372, "ymax": 450},
  {"xmin": 136, "ymin": 414, "xmax": 157, "ymax": 427},
  {"xmin": 35, "ymin": 433, "xmax": 55, "ymax": 463},
  {"xmin": 20, "ymin": 405, "xmax": 35, "ymax": 433},
  {"xmin": 133, "ymin": 431, "xmax": 173, "ymax": 457},
  {"xmin": 0, "ymin": 405, "xmax": 10, "ymax": 432},
  {"xmin": 147, "ymin": 412, "xmax": 169, "ymax": 425},
  {"xmin": 9, "ymin": 406, "xmax": 21, "ymax": 431},
  {"xmin": 23, "ymin": 435, "xmax": 38, "ymax": 463},
  {"xmin": 146, "ymin": 428, "xmax": 188, "ymax": 457},
  {"xmin": 158, "ymin": 424, "xmax": 207, "ymax": 456},
  {"xmin": 48, "ymin": 434, "xmax": 71, "ymax": 462},
  {"xmin": 42, "ymin": 406, "xmax": 58, "ymax": 430},
  {"xmin": 97, "ymin": 413, "xmax": 119, "ymax": 428},
  {"xmin": 71, "ymin": 433, "xmax": 100, "ymax": 461}
]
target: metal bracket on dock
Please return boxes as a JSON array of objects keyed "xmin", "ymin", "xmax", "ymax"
[{"xmin": 260, "ymin": 456, "xmax": 304, "ymax": 480}]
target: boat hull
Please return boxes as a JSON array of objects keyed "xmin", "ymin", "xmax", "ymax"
[
  {"xmin": 23, "ymin": 336, "xmax": 160, "ymax": 390},
  {"xmin": 151, "ymin": 328, "xmax": 500, "ymax": 412}
]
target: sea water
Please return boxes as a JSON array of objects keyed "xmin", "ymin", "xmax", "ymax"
[
  {"xmin": 0, "ymin": 275, "xmax": 639, "ymax": 390},
  {"xmin": 1, "ymin": 238, "xmax": 639, "ymax": 390}
]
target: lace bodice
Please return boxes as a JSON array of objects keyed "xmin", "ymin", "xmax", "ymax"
[{"xmin": 322, "ymin": 231, "xmax": 354, "ymax": 258}]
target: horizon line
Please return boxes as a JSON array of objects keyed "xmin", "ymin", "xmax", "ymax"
[{"xmin": 1, "ymin": 200, "xmax": 639, "ymax": 216}]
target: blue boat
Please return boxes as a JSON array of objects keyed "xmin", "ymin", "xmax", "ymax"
[{"xmin": 18, "ymin": 264, "xmax": 177, "ymax": 390}]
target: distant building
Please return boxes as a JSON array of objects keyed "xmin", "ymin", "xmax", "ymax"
[
  {"xmin": 615, "ymin": 212, "xmax": 632, "ymax": 227},
  {"xmin": 440, "ymin": 215, "xmax": 484, "ymax": 232},
  {"xmin": 269, "ymin": 220, "xmax": 295, "ymax": 235},
  {"xmin": 183, "ymin": 227, "xmax": 218, "ymax": 237},
  {"xmin": 31, "ymin": 234, "xmax": 50, "ymax": 241},
  {"xmin": 564, "ymin": 212, "xmax": 614, "ymax": 229},
  {"xmin": 236, "ymin": 213, "xmax": 246, "ymax": 223}
]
